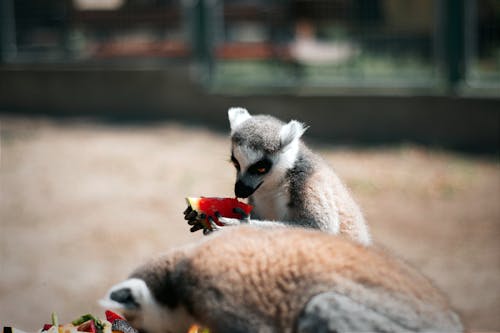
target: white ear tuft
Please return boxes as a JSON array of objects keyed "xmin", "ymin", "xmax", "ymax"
[
  {"xmin": 228, "ymin": 107, "xmax": 251, "ymax": 132},
  {"xmin": 280, "ymin": 120, "xmax": 307, "ymax": 148}
]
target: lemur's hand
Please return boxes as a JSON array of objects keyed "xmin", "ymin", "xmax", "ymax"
[
  {"xmin": 183, "ymin": 205, "xmax": 206, "ymax": 233},
  {"xmin": 215, "ymin": 207, "xmax": 251, "ymax": 226},
  {"xmin": 184, "ymin": 205, "xmax": 250, "ymax": 235}
]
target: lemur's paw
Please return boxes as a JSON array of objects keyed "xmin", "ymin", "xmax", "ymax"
[
  {"xmin": 184, "ymin": 205, "xmax": 206, "ymax": 233},
  {"xmin": 184, "ymin": 203, "xmax": 251, "ymax": 234},
  {"xmin": 216, "ymin": 216, "xmax": 242, "ymax": 226},
  {"xmin": 203, "ymin": 216, "xmax": 222, "ymax": 235},
  {"xmin": 214, "ymin": 208, "xmax": 249, "ymax": 226}
]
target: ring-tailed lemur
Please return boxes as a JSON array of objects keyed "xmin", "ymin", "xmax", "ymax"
[
  {"xmin": 186, "ymin": 107, "xmax": 371, "ymax": 245},
  {"xmin": 101, "ymin": 226, "xmax": 463, "ymax": 333}
]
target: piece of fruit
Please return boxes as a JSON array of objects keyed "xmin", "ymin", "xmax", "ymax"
[
  {"xmin": 76, "ymin": 320, "xmax": 96, "ymax": 333},
  {"xmin": 71, "ymin": 314, "xmax": 105, "ymax": 333},
  {"xmin": 42, "ymin": 324, "xmax": 53, "ymax": 331},
  {"xmin": 185, "ymin": 197, "xmax": 253, "ymax": 230},
  {"xmin": 104, "ymin": 311, "xmax": 124, "ymax": 324}
]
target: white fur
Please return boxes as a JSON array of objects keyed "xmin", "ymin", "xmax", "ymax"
[
  {"xmin": 251, "ymin": 138, "xmax": 301, "ymax": 221},
  {"xmin": 228, "ymin": 107, "xmax": 251, "ymax": 133},
  {"xmin": 251, "ymin": 185, "xmax": 290, "ymax": 221},
  {"xmin": 100, "ymin": 278, "xmax": 195, "ymax": 333},
  {"xmin": 280, "ymin": 120, "xmax": 307, "ymax": 148},
  {"xmin": 232, "ymin": 144, "xmax": 263, "ymax": 171},
  {"xmin": 278, "ymin": 133, "xmax": 301, "ymax": 171}
]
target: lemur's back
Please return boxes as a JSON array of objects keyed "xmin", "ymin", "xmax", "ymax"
[
  {"xmin": 184, "ymin": 226, "xmax": 463, "ymax": 333},
  {"xmin": 104, "ymin": 227, "xmax": 463, "ymax": 333}
]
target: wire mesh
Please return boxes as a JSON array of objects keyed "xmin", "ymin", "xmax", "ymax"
[{"xmin": 1, "ymin": 0, "xmax": 499, "ymax": 92}]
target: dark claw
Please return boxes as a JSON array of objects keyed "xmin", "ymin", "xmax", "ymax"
[
  {"xmin": 203, "ymin": 228, "xmax": 212, "ymax": 235},
  {"xmin": 185, "ymin": 210, "xmax": 197, "ymax": 220},
  {"xmin": 190, "ymin": 224, "xmax": 203, "ymax": 232},
  {"xmin": 183, "ymin": 206, "xmax": 193, "ymax": 215},
  {"xmin": 188, "ymin": 219, "xmax": 200, "ymax": 226},
  {"xmin": 200, "ymin": 213, "xmax": 206, "ymax": 219},
  {"xmin": 214, "ymin": 211, "xmax": 221, "ymax": 218}
]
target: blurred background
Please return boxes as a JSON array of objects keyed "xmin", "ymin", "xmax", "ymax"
[
  {"xmin": 1, "ymin": 0, "xmax": 499, "ymax": 332},
  {"xmin": 0, "ymin": 0, "xmax": 499, "ymax": 149}
]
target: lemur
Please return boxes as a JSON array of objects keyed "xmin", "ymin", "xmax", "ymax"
[
  {"xmin": 186, "ymin": 107, "xmax": 371, "ymax": 245},
  {"xmin": 101, "ymin": 226, "xmax": 463, "ymax": 333}
]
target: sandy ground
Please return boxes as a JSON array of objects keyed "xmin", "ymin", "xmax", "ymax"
[{"xmin": 1, "ymin": 116, "xmax": 499, "ymax": 331}]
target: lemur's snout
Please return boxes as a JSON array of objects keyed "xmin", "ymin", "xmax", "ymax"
[
  {"xmin": 235, "ymin": 180, "xmax": 261, "ymax": 198},
  {"xmin": 235, "ymin": 180, "xmax": 254, "ymax": 198},
  {"xmin": 110, "ymin": 287, "xmax": 140, "ymax": 309}
]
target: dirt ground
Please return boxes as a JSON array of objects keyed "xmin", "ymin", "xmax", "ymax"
[{"xmin": 1, "ymin": 116, "xmax": 499, "ymax": 331}]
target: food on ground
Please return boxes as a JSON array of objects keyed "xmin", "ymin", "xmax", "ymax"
[
  {"xmin": 1, "ymin": 311, "xmax": 136, "ymax": 333},
  {"xmin": 2, "ymin": 311, "xmax": 208, "ymax": 333}
]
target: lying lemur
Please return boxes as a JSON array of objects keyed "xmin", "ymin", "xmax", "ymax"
[{"xmin": 101, "ymin": 226, "xmax": 463, "ymax": 333}]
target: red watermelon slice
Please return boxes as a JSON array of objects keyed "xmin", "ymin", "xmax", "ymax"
[{"xmin": 185, "ymin": 197, "xmax": 253, "ymax": 230}]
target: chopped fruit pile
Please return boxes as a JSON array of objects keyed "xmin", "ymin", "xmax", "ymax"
[
  {"xmin": 2, "ymin": 312, "xmax": 210, "ymax": 333},
  {"xmin": 1, "ymin": 310, "xmax": 137, "ymax": 333},
  {"xmin": 41, "ymin": 311, "xmax": 136, "ymax": 333},
  {"xmin": 185, "ymin": 197, "xmax": 253, "ymax": 231}
]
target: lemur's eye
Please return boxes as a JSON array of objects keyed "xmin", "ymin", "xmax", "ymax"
[
  {"xmin": 248, "ymin": 158, "xmax": 272, "ymax": 175},
  {"xmin": 231, "ymin": 154, "xmax": 240, "ymax": 171}
]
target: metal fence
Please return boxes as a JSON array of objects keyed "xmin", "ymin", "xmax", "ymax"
[{"xmin": 1, "ymin": 0, "xmax": 499, "ymax": 95}]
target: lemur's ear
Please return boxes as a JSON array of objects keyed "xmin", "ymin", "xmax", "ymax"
[
  {"xmin": 280, "ymin": 120, "xmax": 307, "ymax": 148},
  {"xmin": 228, "ymin": 107, "xmax": 251, "ymax": 132}
]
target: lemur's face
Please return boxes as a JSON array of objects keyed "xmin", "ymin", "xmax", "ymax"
[
  {"xmin": 230, "ymin": 145, "xmax": 275, "ymax": 198},
  {"xmin": 227, "ymin": 107, "xmax": 306, "ymax": 198},
  {"xmin": 100, "ymin": 278, "xmax": 193, "ymax": 333}
]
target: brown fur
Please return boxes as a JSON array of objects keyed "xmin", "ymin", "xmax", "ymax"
[{"xmin": 133, "ymin": 226, "xmax": 462, "ymax": 332}]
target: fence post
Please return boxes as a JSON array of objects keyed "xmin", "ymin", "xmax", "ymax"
[
  {"xmin": 444, "ymin": 0, "xmax": 466, "ymax": 93},
  {"xmin": 0, "ymin": 0, "xmax": 17, "ymax": 63},
  {"xmin": 192, "ymin": 0, "xmax": 214, "ymax": 83}
]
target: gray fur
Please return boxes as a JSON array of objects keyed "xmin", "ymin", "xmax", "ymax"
[
  {"xmin": 284, "ymin": 148, "xmax": 319, "ymax": 229},
  {"xmin": 231, "ymin": 115, "xmax": 285, "ymax": 154},
  {"xmin": 296, "ymin": 291, "xmax": 463, "ymax": 333}
]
